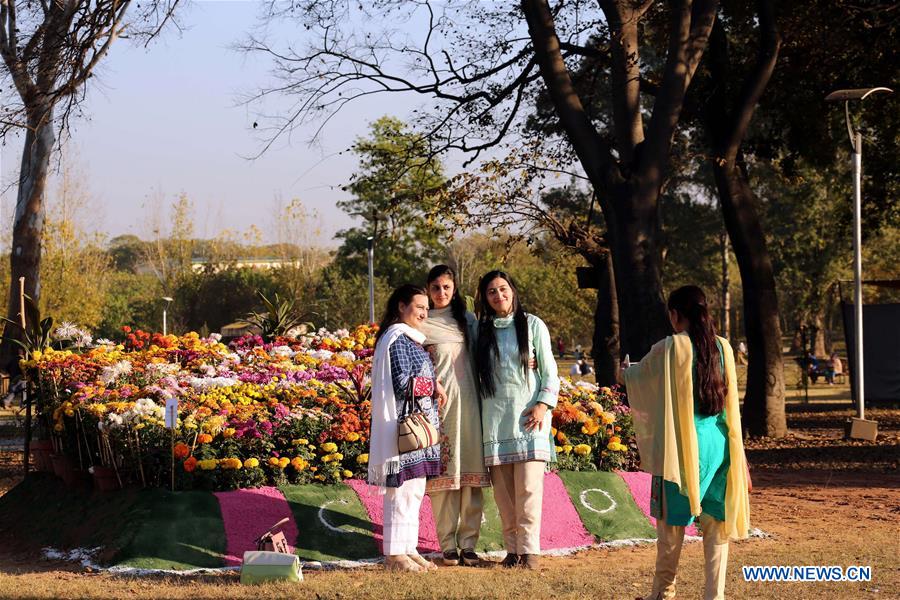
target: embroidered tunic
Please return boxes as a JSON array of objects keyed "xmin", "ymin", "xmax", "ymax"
[
  {"xmin": 479, "ymin": 314, "xmax": 560, "ymax": 466},
  {"xmin": 422, "ymin": 309, "xmax": 490, "ymax": 492},
  {"xmin": 385, "ymin": 333, "xmax": 442, "ymax": 487}
]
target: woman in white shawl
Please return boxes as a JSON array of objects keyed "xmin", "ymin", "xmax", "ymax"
[
  {"xmin": 368, "ymin": 284, "xmax": 446, "ymax": 572},
  {"xmin": 420, "ymin": 265, "xmax": 490, "ymax": 567},
  {"xmin": 623, "ymin": 285, "xmax": 750, "ymax": 600}
]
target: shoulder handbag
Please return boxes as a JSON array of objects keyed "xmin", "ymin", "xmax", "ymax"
[{"xmin": 397, "ymin": 376, "xmax": 439, "ymax": 453}]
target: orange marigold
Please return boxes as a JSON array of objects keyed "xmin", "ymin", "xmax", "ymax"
[
  {"xmin": 197, "ymin": 433, "xmax": 213, "ymax": 444},
  {"xmin": 173, "ymin": 442, "xmax": 190, "ymax": 459},
  {"xmin": 183, "ymin": 456, "xmax": 198, "ymax": 473}
]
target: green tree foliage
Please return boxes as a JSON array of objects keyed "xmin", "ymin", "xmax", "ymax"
[{"xmin": 335, "ymin": 117, "xmax": 447, "ymax": 286}]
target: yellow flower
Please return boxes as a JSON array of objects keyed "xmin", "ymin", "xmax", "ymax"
[
  {"xmin": 198, "ymin": 459, "xmax": 218, "ymax": 471},
  {"xmin": 555, "ymin": 446, "xmax": 563, "ymax": 453},
  {"xmin": 556, "ymin": 431, "xmax": 568, "ymax": 443},
  {"xmin": 291, "ymin": 457, "xmax": 308, "ymax": 471},
  {"xmin": 345, "ymin": 432, "xmax": 360, "ymax": 442},
  {"xmin": 574, "ymin": 444, "xmax": 592, "ymax": 456},
  {"xmin": 314, "ymin": 474, "xmax": 326, "ymax": 481},
  {"xmin": 278, "ymin": 456, "xmax": 290, "ymax": 469},
  {"xmin": 31, "ymin": 350, "xmax": 42, "ymax": 361},
  {"xmin": 551, "ymin": 427, "xmax": 558, "ymax": 436},
  {"xmin": 320, "ymin": 442, "xmax": 338, "ymax": 453},
  {"xmin": 268, "ymin": 457, "xmax": 281, "ymax": 467},
  {"xmin": 244, "ymin": 458, "xmax": 259, "ymax": 469},
  {"xmin": 64, "ymin": 408, "xmax": 75, "ymax": 417},
  {"xmin": 609, "ymin": 435, "xmax": 621, "ymax": 445},
  {"xmin": 331, "ymin": 452, "xmax": 343, "ymax": 462},
  {"xmin": 581, "ymin": 420, "xmax": 600, "ymax": 436},
  {"xmin": 222, "ymin": 427, "xmax": 236, "ymax": 439},
  {"xmin": 356, "ymin": 454, "xmax": 369, "ymax": 465},
  {"xmin": 342, "ymin": 469, "xmax": 353, "ymax": 478},
  {"xmin": 562, "ymin": 444, "xmax": 573, "ymax": 454}
]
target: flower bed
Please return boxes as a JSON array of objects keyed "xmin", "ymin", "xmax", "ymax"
[{"xmin": 26, "ymin": 325, "xmax": 637, "ymax": 491}]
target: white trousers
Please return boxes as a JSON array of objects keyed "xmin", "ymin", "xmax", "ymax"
[{"xmin": 383, "ymin": 476, "xmax": 426, "ymax": 556}]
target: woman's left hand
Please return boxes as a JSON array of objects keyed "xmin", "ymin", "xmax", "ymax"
[
  {"xmin": 523, "ymin": 402, "xmax": 548, "ymax": 431},
  {"xmin": 435, "ymin": 380, "xmax": 448, "ymax": 409}
]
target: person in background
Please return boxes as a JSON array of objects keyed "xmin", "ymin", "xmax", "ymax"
[
  {"xmin": 556, "ymin": 337, "xmax": 566, "ymax": 358},
  {"xmin": 623, "ymin": 285, "xmax": 750, "ymax": 600},
  {"xmin": 368, "ymin": 284, "xmax": 445, "ymax": 572},
  {"xmin": 420, "ymin": 265, "xmax": 490, "ymax": 567},
  {"xmin": 825, "ymin": 352, "xmax": 842, "ymax": 385},
  {"xmin": 474, "ymin": 270, "xmax": 559, "ymax": 570}
]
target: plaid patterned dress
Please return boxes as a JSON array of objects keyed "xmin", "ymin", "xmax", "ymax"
[{"xmin": 385, "ymin": 334, "xmax": 442, "ymax": 487}]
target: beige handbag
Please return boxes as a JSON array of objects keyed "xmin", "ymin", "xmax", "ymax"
[{"xmin": 397, "ymin": 377, "xmax": 439, "ymax": 453}]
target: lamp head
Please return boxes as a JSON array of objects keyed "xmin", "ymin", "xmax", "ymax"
[{"xmin": 825, "ymin": 87, "xmax": 892, "ymax": 102}]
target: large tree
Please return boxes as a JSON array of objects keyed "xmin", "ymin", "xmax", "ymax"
[
  {"xmin": 245, "ymin": 0, "xmax": 721, "ymax": 363},
  {"xmin": 0, "ymin": 0, "xmax": 180, "ymax": 355},
  {"xmin": 334, "ymin": 116, "xmax": 447, "ymax": 287}
]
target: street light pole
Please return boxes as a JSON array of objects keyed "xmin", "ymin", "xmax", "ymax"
[
  {"xmin": 367, "ymin": 236, "xmax": 375, "ymax": 324},
  {"xmin": 825, "ymin": 87, "xmax": 892, "ymax": 440}
]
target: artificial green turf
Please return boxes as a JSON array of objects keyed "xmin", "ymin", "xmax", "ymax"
[
  {"xmin": 0, "ymin": 474, "xmax": 226, "ymax": 569},
  {"xmin": 279, "ymin": 483, "xmax": 378, "ymax": 562},
  {"xmin": 557, "ymin": 471, "xmax": 656, "ymax": 541},
  {"xmin": 113, "ymin": 488, "xmax": 227, "ymax": 569}
]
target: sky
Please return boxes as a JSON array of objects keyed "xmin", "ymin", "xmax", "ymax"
[{"xmin": 0, "ymin": 1, "xmax": 425, "ymax": 248}]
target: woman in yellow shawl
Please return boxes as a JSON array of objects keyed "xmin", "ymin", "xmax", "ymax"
[{"xmin": 623, "ymin": 286, "xmax": 750, "ymax": 600}]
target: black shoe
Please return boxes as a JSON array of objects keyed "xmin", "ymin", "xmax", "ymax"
[
  {"xmin": 460, "ymin": 549, "xmax": 480, "ymax": 566},
  {"xmin": 441, "ymin": 550, "xmax": 460, "ymax": 566},
  {"xmin": 500, "ymin": 553, "xmax": 520, "ymax": 568}
]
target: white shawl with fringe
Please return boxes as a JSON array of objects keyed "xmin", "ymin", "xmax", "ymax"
[{"xmin": 367, "ymin": 323, "xmax": 427, "ymax": 488}]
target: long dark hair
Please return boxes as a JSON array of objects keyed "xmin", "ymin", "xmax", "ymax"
[
  {"xmin": 426, "ymin": 264, "xmax": 469, "ymax": 345},
  {"xmin": 668, "ymin": 285, "xmax": 726, "ymax": 416},
  {"xmin": 475, "ymin": 270, "xmax": 530, "ymax": 397},
  {"xmin": 375, "ymin": 283, "xmax": 428, "ymax": 345}
]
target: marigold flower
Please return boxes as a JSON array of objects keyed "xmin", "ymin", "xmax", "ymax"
[
  {"xmin": 562, "ymin": 444, "xmax": 573, "ymax": 454},
  {"xmin": 244, "ymin": 458, "xmax": 259, "ymax": 469},
  {"xmin": 320, "ymin": 442, "xmax": 338, "ymax": 453},
  {"xmin": 581, "ymin": 420, "xmax": 601, "ymax": 435},
  {"xmin": 197, "ymin": 433, "xmax": 213, "ymax": 444},
  {"xmin": 574, "ymin": 444, "xmax": 592, "ymax": 456},
  {"xmin": 356, "ymin": 454, "xmax": 369, "ymax": 464},
  {"xmin": 268, "ymin": 457, "xmax": 281, "ymax": 467},
  {"xmin": 198, "ymin": 459, "xmax": 217, "ymax": 470},
  {"xmin": 173, "ymin": 442, "xmax": 190, "ymax": 459},
  {"xmin": 342, "ymin": 469, "xmax": 353, "ymax": 478},
  {"xmin": 345, "ymin": 432, "xmax": 360, "ymax": 442},
  {"xmin": 222, "ymin": 427, "xmax": 236, "ymax": 439},
  {"xmin": 278, "ymin": 456, "xmax": 290, "ymax": 468},
  {"xmin": 183, "ymin": 456, "xmax": 198, "ymax": 472}
]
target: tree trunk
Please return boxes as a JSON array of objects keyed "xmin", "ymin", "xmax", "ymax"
[
  {"xmin": 592, "ymin": 252, "xmax": 620, "ymax": 386},
  {"xmin": 609, "ymin": 189, "xmax": 671, "ymax": 360},
  {"xmin": 714, "ymin": 161, "xmax": 787, "ymax": 437},
  {"xmin": 2, "ymin": 110, "xmax": 54, "ymax": 361}
]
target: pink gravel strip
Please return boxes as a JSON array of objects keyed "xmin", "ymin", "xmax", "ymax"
[
  {"xmin": 214, "ymin": 486, "xmax": 299, "ymax": 566},
  {"xmin": 345, "ymin": 479, "xmax": 441, "ymax": 554},
  {"xmin": 540, "ymin": 472, "xmax": 596, "ymax": 549},
  {"xmin": 616, "ymin": 471, "xmax": 698, "ymax": 536}
]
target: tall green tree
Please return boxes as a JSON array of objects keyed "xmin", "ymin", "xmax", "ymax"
[{"xmin": 335, "ymin": 117, "xmax": 447, "ymax": 287}]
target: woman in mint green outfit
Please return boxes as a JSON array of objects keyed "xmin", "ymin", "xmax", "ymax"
[{"xmin": 474, "ymin": 270, "xmax": 559, "ymax": 571}]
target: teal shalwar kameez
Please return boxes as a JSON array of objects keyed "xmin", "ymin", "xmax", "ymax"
[{"xmin": 650, "ymin": 341, "xmax": 730, "ymax": 526}]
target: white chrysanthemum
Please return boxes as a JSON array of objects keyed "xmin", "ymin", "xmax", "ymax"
[
  {"xmin": 99, "ymin": 361, "xmax": 133, "ymax": 384},
  {"xmin": 208, "ymin": 333, "xmax": 222, "ymax": 342},
  {"xmin": 575, "ymin": 380, "xmax": 598, "ymax": 390},
  {"xmin": 95, "ymin": 338, "xmax": 115, "ymax": 346},
  {"xmin": 54, "ymin": 322, "xmax": 79, "ymax": 340},
  {"xmin": 73, "ymin": 330, "xmax": 93, "ymax": 348},
  {"xmin": 271, "ymin": 345, "xmax": 295, "ymax": 358},
  {"xmin": 308, "ymin": 349, "xmax": 334, "ymax": 361},
  {"xmin": 338, "ymin": 351, "xmax": 356, "ymax": 361},
  {"xmin": 188, "ymin": 376, "xmax": 238, "ymax": 390}
]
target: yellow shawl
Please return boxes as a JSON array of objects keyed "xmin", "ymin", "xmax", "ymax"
[{"xmin": 623, "ymin": 333, "xmax": 750, "ymax": 540}]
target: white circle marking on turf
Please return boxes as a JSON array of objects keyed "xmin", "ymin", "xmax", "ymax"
[
  {"xmin": 319, "ymin": 499, "xmax": 351, "ymax": 533},
  {"xmin": 579, "ymin": 488, "xmax": 617, "ymax": 515}
]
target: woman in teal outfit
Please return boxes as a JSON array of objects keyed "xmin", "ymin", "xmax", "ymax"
[
  {"xmin": 624, "ymin": 285, "xmax": 750, "ymax": 600},
  {"xmin": 474, "ymin": 270, "xmax": 559, "ymax": 571}
]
